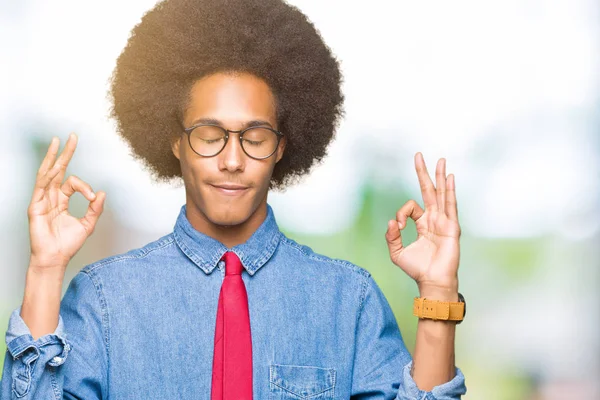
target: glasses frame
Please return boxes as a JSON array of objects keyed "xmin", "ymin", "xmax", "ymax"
[{"xmin": 183, "ymin": 123, "xmax": 285, "ymax": 160}]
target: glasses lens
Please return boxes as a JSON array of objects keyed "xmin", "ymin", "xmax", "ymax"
[
  {"xmin": 242, "ymin": 127, "xmax": 278, "ymax": 158},
  {"xmin": 189, "ymin": 125, "xmax": 226, "ymax": 156},
  {"xmin": 188, "ymin": 125, "xmax": 279, "ymax": 158}
]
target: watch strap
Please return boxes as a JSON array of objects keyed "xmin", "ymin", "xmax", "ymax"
[{"xmin": 413, "ymin": 297, "xmax": 465, "ymax": 322}]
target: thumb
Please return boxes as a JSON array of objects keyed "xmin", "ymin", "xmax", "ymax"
[{"xmin": 385, "ymin": 219, "xmax": 404, "ymax": 259}]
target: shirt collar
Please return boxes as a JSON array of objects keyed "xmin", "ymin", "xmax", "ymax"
[{"xmin": 172, "ymin": 202, "xmax": 282, "ymax": 276}]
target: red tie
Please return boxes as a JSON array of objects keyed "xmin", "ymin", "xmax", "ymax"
[{"xmin": 210, "ymin": 251, "xmax": 253, "ymax": 400}]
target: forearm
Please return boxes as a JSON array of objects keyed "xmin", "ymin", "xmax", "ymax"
[
  {"xmin": 4, "ymin": 271, "xmax": 105, "ymax": 400},
  {"xmin": 20, "ymin": 259, "xmax": 66, "ymax": 340},
  {"xmin": 411, "ymin": 284, "xmax": 458, "ymax": 391}
]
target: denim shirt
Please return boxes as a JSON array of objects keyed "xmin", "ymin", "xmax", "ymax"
[{"xmin": 2, "ymin": 203, "xmax": 466, "ymax": 399}]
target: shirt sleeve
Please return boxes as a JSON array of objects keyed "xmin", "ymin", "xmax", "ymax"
[
  {"xmin": 1, "ymin": 270, "xmax": 108, "ymax": 400},
  {"xmin": 350, "ymin": 274, "xmax": 467, "ymax": 400}
]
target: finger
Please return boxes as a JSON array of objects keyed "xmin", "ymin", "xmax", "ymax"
[
  {"xmin": 446, "ymin": 174, "xmax": 458, "ymax": 221},
  {"xmin": 385, "ymin": 219, "xmax": 404, "ymax": 259},
  {"xmin": 31, "ymin": 137, "xmax": 60, "ymax": 203},
  {"xmin": 395, "ymin": 199, "xmax": 425, "ymax": 229},
  {"xmin": 414, "ymin": 152, "xmax": 437, "ymax": 211},
  {"xmin": 60, "ymin": 175, "xmax": 96, "ymax": 202},
  {"xmin": 37, "ymin": 137, "xmax": 60, "ymax": 176},
  {"xmin": 31, "ymin": 159, "xmax": 63, "ymax": 204},
  {"xmin": 50, "ymin": 133, "xmax": 78, "ymax": 188},
  {"xmin": 79, "ymin": 191, "xmax": 106, "ymax": 236},
  {"xmin": 436, "ymin": 158, "xmax": 447, "ymax": 214}
]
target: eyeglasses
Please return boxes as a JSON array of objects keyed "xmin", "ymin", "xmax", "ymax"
[{"xmin": 183, "ymin": 123, "xmax": 284, "ymax": 160}]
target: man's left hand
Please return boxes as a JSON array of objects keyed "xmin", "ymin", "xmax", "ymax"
[{"xmin": 385, "ymin": 152, "xmax": 461, "ymax": 299}]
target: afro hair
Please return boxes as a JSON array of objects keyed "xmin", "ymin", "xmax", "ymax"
[{"xmin": 108, "ymin": 0, "xmax": 344, "ymax": 191}]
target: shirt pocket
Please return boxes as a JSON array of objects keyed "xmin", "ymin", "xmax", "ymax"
[{"xmin": 269, "ymin": 363, "xmax": 336, "ymax": 399}]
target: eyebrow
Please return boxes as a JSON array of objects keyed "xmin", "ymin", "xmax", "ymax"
[{"xmin": 188, "ymin": 117, "xmax": 274, "ymax": 129}]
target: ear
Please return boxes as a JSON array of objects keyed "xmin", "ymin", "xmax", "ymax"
[
  {"xmin": 171, "ymin": 135, "xmax": 182, "ymax": 160},
  {"xmin": 275, "ymin": 136, "xmax": 286, "ymax": 163}
]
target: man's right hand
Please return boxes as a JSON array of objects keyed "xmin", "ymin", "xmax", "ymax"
[
  {"xmin": 27, "ymin": 133, "xmax": 106, "ymax": 272},
  {"xmin": 21, "ymin": 133, "xmax": 106, "ymax": 339}
]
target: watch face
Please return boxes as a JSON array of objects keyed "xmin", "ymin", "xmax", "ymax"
[{"xmin": 458, "ymin": 292, "xmax": 466, "ymax": 318}]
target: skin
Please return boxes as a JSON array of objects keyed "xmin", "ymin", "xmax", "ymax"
[
  {"xmin": 22, "ymin": 71, "xmax": 460, "ymax": 392},
  {"xmin": 385, "ymin": 154, "xmax": 461, "ymax": 390},
  {"xmin": 23, "ymin": 133, "xmax": 106, "ymax": 340},
  {"xmin": 170, "ymin": 72, "xmax": 286, "ymax": 248}
]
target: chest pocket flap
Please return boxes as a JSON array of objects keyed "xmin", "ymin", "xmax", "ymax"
[{"xmin": 269, "ymin": 363, "xmax": 336, "ymax": 399}]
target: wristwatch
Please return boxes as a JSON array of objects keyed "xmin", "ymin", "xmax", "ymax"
[{"xmin": 413, "ymin": 292, "xmax": 466, "ymax": 324}]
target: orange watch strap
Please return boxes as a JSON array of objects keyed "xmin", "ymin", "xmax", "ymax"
[{"xmin": 413, "ymin": 297, "xmax": 465, "ymax": 321}]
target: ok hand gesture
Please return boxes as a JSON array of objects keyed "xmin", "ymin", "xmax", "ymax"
[
  {"xmin": 385, "ymin": 152, "xmax": 461, "ymax": 297},
  {"xmin": 28, "ymin": 134, "xmax": 106, "ymax": 272}
]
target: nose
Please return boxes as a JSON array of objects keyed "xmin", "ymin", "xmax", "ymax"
[{"xmin": 219, "ymin": 132, "xmax": 245, "ymax": 172}]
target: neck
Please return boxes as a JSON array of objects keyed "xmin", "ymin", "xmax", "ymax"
[{"xmin": 185, "ymin": 196, "xmax": 268, "ymax": 249}]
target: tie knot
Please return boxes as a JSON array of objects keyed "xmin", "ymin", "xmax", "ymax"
[{"xmin": 220, "ymin": 251, "xmax": 243, "ymax": 276}]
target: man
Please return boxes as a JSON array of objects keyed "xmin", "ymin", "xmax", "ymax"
[{"xmin": 1, "ymin": 0, "xmax": 467, "ymax": 398}]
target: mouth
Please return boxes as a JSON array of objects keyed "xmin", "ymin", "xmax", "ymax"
[{"xmin": 210, "ymin": 184, "xmax": 249, "ymax": 196}]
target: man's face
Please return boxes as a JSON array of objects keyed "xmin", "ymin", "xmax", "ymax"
[{"xmin": 171, "ymin": 72, "xmax": 285, "ymax": 227}]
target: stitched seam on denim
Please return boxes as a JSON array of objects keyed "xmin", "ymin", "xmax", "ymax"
[
  {"xmin": 28, "ymin": 334, "xmax": 59, "ymax": 347},
  {"xmin": 269, "ymin": 380, "xmax": 334, "ymax": 399},
  {"xmin": 173, "ymin": 229, "xmax": 216, "ymax": 273},
  {"xmin": 248, "ymin": 231, "xmax": 282, "ymax": 275},
  {"xmin": 260, "ymin": 230, "xmax": 281, "ymax": 267},
  {"xmin": 280, "ymin": 236, "xmax": 371, "ymax": 279},
  {"xmin": 22, "ymin": 347, "xmax": 37, "ymax": 397},
  {"xmin": 349, "ymin": 274, "xmax": 369, "ymax": 393},
  {"xmin": 269, "ymin": 364, "xmax": 336, "ymax": 398},
  {"xmin": 271, "ymin": 363, "xmax": 332, "ymax": 370},
  {"xmin": 9, "ymin": 338, "xmax": 37, "ymax": 358},
  {"xmin": 12, "ymin": 355, "xmax": 34, "ymax": 398},
  {"xmin": 49, "ymin": 366, "xmax": 61, "ymax": 400},
  {"xmin": 83, "ymin": 235, "xmax": 175, "ymax": 274},
  {"xmin": 332, "ymin": 368, "xmax": 336, "ymax": 398},
  {"xmin": 81, "ymin": 270, "xmax": 111, "ymax": 397},
  {"xmin": 185, "ymin": 229, "xmax": 227, "ymax": 272},
  {"xmin": 9, "ymin": 334, "xmax": 62, "ymax": 358},
  {"xmin": 12, "ymin": 374, "xmax": 29, "ymax": 398},
  {"xmin": 357, "ymin": 276, "xmax": 369, "ymax": 322},
  {"xmin": 269, "ymin": 381, "xmax": 303, "ymax": 399}
]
